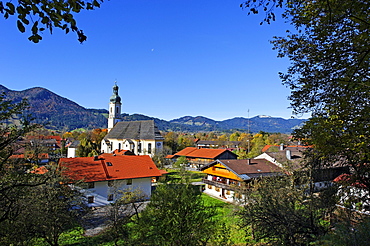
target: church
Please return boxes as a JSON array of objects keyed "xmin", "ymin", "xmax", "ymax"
[{"xmin": 101, "ymin": 83, "xmax": 164, "ymax": 157}]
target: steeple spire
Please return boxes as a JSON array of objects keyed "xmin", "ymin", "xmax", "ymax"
[
  {"xmin": 110, "ymin": 81, "xmax": 121, "ymax": 103},
  {"xmin": 108, "ymin": 81, "xmax": 122, "ymax": 132}
]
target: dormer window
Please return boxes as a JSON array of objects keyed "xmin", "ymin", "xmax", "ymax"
[{"xmin": 106, "ymin": 162, "xmax": 113, "ymax": 166}]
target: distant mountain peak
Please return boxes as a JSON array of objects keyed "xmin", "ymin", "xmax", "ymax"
[{"xmin": 257, "ymin": 115, "xmax": 272, "ymax": 118}]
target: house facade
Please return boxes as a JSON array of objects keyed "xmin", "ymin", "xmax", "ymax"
[
  {"xmin": 201, "ymin": 159, "xmax": 283, "ymax": 203},
  {"xmin": 101, "ymin": 83, "xmax": 164, "ymax": 157},
  {"xmin": 59, "ymin": 153, "xmax": 163, "ymax": 207}
]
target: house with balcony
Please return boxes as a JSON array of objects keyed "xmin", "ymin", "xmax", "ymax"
[
  {"xmin": 169, "ymin": 147, "xmax": 238, "ymax": 169},
  {"xmin": 201, "ymin": 158, "xmax": 283, "ymax": 203},
  {"xmin": 59, "ymin": 153, "xmax": 164, "ymax": 207}
]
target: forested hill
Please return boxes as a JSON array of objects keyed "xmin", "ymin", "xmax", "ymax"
[
  {"xmin": 1, "ymin": 85, "xmax": 306, "ymax": 133},
  {"xmin": 0, "ymin": 85, "xmax": 107, "ymax": 131}
]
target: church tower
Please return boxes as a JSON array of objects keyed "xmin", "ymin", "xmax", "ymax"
[{"xmin": 108, "ymin": 82, "xmax": 122, "ymax": 132}]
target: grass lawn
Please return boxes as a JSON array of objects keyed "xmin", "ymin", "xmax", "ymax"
[
  {"xmin": 163, "ymin": 168, "xmax": 206, "ymax": 183},
  {"xmin": 202, "ymin": 194, "xmax": 247, "ymax": 246}
]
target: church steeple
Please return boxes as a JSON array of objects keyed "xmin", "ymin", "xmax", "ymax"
[{"xmin": 108, "ymin": 82, "xmax": 122, "ymax": 132}]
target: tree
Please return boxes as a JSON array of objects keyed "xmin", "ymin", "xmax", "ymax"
[
  {"xmin": 246, "ymin": 133, "xmax": 266, "ymax": 158},
  {"xmin": 0, "ymin": 95, "xmax": 41, "ymax": 223},
  {"xmin": 76, "ymin": 137, "xmax": 99, "ymax": 157},
  {"xmin": 151, "ymin": 146, "xmax": 172, "ymax": 168},
  {"xmin": 177, "ymin": 134, "xmax": 194, "ymax": 151},
  {"xmin": 317, "ymin": 217, "xmax": 370, "ymax": 246},
  {"xmin": 103, "ymin": 187, "xmax": 147, "ymax": 246},
  {"xmin": 164, "ymin": 131, "xmax": 178, "ymax": 153},
  {"xmin": 0, "ymin": 95, "xmax": 85, "ymax": 245},
  {"xmin": 0, "ymin": 166, "xmax": 86, "ymax": 246},
  {"xmin": 238, "ymin": 173, "xmax": 335, "ymax": 245},
  {"xmin": 1, "ymin": 0, "xmax": 104, "ymax": 43},
  {"xmin": 241, "ymin": 0, "xmax": 370, "ymax": 199},
  {"xmin": 132, "ymin": 183, "xmax": 218, "ymax": 246},
  {"xmin": 174, "ymin": 155, "xmax": 189, "ymax": 168}
]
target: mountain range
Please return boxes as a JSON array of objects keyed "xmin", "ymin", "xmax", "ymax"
[{"xmin": 1, "ymin": 85, "xmax": 306, "ymax": 133}]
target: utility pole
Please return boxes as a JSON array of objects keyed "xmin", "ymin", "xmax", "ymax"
[{"xmin": 247, "ymin": 109, "xmax": 250, "ymax": 154}]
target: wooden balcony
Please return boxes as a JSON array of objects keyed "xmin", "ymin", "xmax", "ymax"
[{"xmin": 202, "ymin": 178, "xmax": 247, "ymax": 192}]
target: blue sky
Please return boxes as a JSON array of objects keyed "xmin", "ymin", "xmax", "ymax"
[{"xmin": 0, "ymin": 0, "xmax": 298, "ymax": 121}]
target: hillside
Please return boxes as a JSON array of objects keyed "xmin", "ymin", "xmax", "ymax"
[
  {"xmin": 1, "ymin": 85, "xmax": 306, "ymax": 133},
  {"xmin": 0, "ymin": 85, "xmax": 107, "ymax": 131}
]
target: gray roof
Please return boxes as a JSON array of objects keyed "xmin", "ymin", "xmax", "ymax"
[{"xmin": 105, "ymin": 120, "xmax": 164, "ymax": 140}]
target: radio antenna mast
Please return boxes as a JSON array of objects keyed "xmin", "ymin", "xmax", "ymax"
[{"xmin": 247, "ymin": 109, "xmax": 250, "ymax": 154}]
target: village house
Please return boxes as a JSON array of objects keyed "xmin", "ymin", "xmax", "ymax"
[
  {"xmin": 255, "ymin": 144, "xmax": 349, "ymax": 190},
  {"xmin": 201, "ymin": 159, "xmax": 283, "ymax": 203},
  {"xmin": 168, "ymin": 147, "xmax": 238, "ymax": 169},
  {"xmin": 59, "ymin": 153, "xmax": 164, "ymax": 207},
  {"xmin": 100, "ymin": 83, "xmax": 164, "ymax": 157}
]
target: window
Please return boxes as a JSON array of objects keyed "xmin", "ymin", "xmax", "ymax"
[
  {"xmin": 226, "ymin": 190, "xmax": 231, "ymax": 195},
  {"xmin": 148, "ymin": 143, "xmax": 152, "ymax": 154},
  {"xmin": 88, "ymin": 196, "xmax": 94, "ymax": 203},
  {"xmin": 116, "ymin": 107, "xmax": 119, "ymax": 114},
  {"xmin": 106, "ymin": 162, "xmax": 113, "ymax": 166},
  {"xmin": 107, "ymin": 194, "xmax": 114, "ymax": 201},
  {"xmin": 118, "ymin": 143, "xmax": 121, "ymax": 150},
  {"xmin": 108, "ymin": 180, "xmax": 114, "ymax": 187},
  {"xmin": 207, "ymin": 184, "xmax": 212, "ymax": 189},
  {"xmin": 126, "ymin": 179, "xmax": 132, "ymax": 185},
  {"xmin": 88, "ymin": 182, "xmax": 94, "ymax": 189},
  {"xmin": 138, "ymin": 143, "xmax": 142, "ymax": 153},
  {"xmin": 215, "ymin": 187, "xmax": 220, "ymax": 192}
]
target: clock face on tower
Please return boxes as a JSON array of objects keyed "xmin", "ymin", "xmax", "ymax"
[{"xmin": 157, "ymin": 142, "xmax": 161, "ymax": 147}]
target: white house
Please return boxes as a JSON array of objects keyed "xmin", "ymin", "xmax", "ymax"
[
  {"xmin": 59, "ymin": 153, "xmax": 164, "ymax": 207},
  {"xmin": 101, "ymin": 83, "xmax": 164, "ymax": 157}
]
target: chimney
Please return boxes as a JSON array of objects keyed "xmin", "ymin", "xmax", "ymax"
[
  {"xmin": 94, "ymin": 155, "xmax": 99, "ymax": 161},
  {"xmin": 248, "ymin": 159, "xmax": 252, "ymax": 165},
  {"xmin": 286, "ymin": 150, "xmax": 291, "ymax": 160},
  {"xmin": 280, "ymin": 143, "xmax": 284, "ymax": 151}
]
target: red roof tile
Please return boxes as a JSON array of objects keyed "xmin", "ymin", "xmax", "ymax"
[
  {"xmin": 31, "ymin": 166, "xmax": 49, "ymax": 174},
  {"xmin": 333, "ymin": 173, "xmax": 367, "ymax": 188},
  {"xmin": 112, "ymin": 149, "xmax": 135, "ymax": 155},
  {"xmin": 59, "ymin": 154, "xmax": 162, "ymax": 183},
  {"xmin": 173, "ymin": 147, "xmax": 235, "ymax": 159},
  {"xmin": 174, "ymin": 147, "xmax": 198, "ymax": 156}
]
